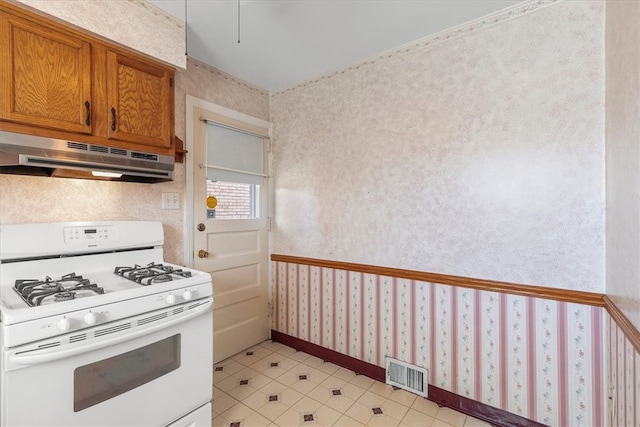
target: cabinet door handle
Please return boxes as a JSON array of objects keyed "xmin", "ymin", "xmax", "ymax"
[
  {"xmin": 84, "ymin": 101, "xmax": 91, "ymax": 126},
  {"xmin": 111, "ymin": 107, "xmax": 116, "ymax": 131}
]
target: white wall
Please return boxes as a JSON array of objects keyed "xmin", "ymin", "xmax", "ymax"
[{"xmin": 271, "ymin": 1, "xmax": 605, "ymax": 292}]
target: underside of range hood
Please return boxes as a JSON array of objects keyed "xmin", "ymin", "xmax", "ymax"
[{"xmin": 0, "ymin": 131, "xmax": 174, "ymax": 183}]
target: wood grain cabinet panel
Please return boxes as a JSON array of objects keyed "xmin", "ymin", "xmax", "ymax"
[
  {"xmin": 106, "ymin": 51, "xmax": 173, "ymax": 149},
  {"xmin": 0, "ymin": 3, "xmax": 175, "ymax": 156},
  {"xmin": 0, "ymin": 12, "xmax": 92, "ymax": 134}
]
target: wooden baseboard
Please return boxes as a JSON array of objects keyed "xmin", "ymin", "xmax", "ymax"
[{"xmin": 271, "ymin": 330, "xmax": 548, "ymax": 427}]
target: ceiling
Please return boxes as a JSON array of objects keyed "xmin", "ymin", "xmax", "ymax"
[{"xmin": 149, "ymin": 0, "xmax": 522, "ymax": 92}]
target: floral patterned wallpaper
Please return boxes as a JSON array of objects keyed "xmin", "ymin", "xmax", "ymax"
[
  {"xmin": 272, "ymin": 260, "xmax": 607, "ymax": 426},
  {"xmin": 270, "ymin": 0, "xmax": 605, "ymax": 293}
]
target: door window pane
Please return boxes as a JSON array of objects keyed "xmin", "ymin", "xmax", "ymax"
[{"xmin": 207, "ymin": 180, "xmax": 259, "ymax": 219}]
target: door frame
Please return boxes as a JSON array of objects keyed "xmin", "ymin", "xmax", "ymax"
[{"xmin": 184, "ymin": 95, "xmax": 272, "ymax": 269}]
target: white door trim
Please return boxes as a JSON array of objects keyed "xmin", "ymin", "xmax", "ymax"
[{"xmin": 185, "ymin": 95, "xmax": 271, "ymax": 268}]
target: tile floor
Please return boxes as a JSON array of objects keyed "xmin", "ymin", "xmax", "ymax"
[{"xmin": 212, "ymin": 340, "xmax": 492, "ymax": 427}]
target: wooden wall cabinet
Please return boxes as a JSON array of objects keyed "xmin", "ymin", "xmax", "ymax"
[{"xmin": 0, "ymin": 2, "xmax": 175, "ymax": 155}]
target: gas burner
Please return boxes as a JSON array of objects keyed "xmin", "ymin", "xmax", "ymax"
[
  {"xmin": 14, "ymin": 273, "xmax": 104, "ymax": 307},
  {"xmin": 114, "ymin": 263, "xmax": 192, "ymax": 286},
  {"xmin": 54, "ymin": 291, "xmax": 76, "ymax": 302}
]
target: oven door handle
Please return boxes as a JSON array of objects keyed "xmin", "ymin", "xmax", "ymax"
[{"xmin": 11, "ymin": 299, "xmax": 212, "ymax": 366}]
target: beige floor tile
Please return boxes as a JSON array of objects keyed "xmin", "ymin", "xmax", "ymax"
[
  {"xmin": 332, "ymin": 366, "xmax": 357, "ymax": 382},
  {"xmin": 314, "ymin": 403, "xmax": 344, "ymax": 426},
  {"xmin": 388, "ymin": 388, "xmax": 418, "ymax": 407},
  {"xmin": 259, "ymin": 340, "xmax": 287, "ymax": 352},
  {"xmin": 307, "ymin": 383, "xmax": 358, "ymax": 414},
  {"xmin": 212, "ymin": 414, "xmax": 230, "ymax": 427},
  {"xmin": 380, "ymin": 399, "xmax": 411, "ymax": 422},
  {"xmin": 316, "ymin": 361, "xmax": 341, "ymax": 375},
  {"xmin": 275, "ymin": 345, "xmax": 297, "ymax": 356},
  {"xmin": 401, "ymin": 408, "xmax": 436, "ymax": 427},
  {"xmin": 368, "ymin": 380, "xmax": 395, "ymax": 398},
  {"xmin": 276, "ymin": 366, "xmax": 331, "ymax": 389},
  {"xmin": 232, "ymin": 345, "xmax": 273, "ymax": 366},
  {"xmin": 435, "ymin": 407, "xmax": 467, "ymax": 427},
  {"xmin": 356, "ymin": 390, "xmax": 387, "ymax": 407},
  {"xmin": 349, "ymin": 374, "xmax": 376, "ymax": 389},
  {"xmin": 431, "ymin": 420, "xmax": 457, "ymax": 427},
  {"xmin": 464, "ymin": 416, "xmax": 492, "ymax": 427},
  {"xmin": 258, "ymin": 380, "xmax": 305, "ymax": 407},
  {"xmin": 368, "ymin": 415, "xmax": 401, "ymax": 426},
  {"xmin": 289, "ymin": 350, "xmax": 313, "ymax": 363},
  {"xmin": 301, "ymin": 355, "xmax": 324, "ymax": 368},
  {"xmin": 249, "ymin": 354, "xmax": 300, "ymax": 380},
  {"xmin": 212, "ymin": 388, "xmax": 238, "ymax": 417},
  {"xmin": 344, "ymin": 401, "xmax": 373, "ymax": 424},
  {"xmin": 214, "ymin": 359, "xmax": 245, "ymax": 382},
  {"xmin": 240, "ymin": 389, "xmax": 291, "ymax": 421},
  {"xmin": 220, "ymin": 401, "xmax": 255, "ymax": 422},
  {"xmin": 274, "ymin": 396, "xmax": 341, "ymax": 427},
  {"xmin": 213, "ymin": 342, "xmax": 485, "ymax": 427},
  {"xmin": 333, "ymin": 415, "xmax": 367, "ymax": 427},
  {"xmin": 241, "ymin": 411, "xmax": 272, "ymax": 427},
  {"xmin": 411, "ymin": 397, "xmax": 440, "ymax": 417},
  {"xmin": 235, "ymin": 367, "xmax": 273, "ymax": 389}
]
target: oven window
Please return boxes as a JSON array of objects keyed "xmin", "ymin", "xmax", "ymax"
[{"xmin": 74, "ymin": 335, "xmax": 181, "ymax": 412}]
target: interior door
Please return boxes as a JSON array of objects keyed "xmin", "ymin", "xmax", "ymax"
[{"xmin": 192, "ymin": 107, "xmax": 270, "ymax": 363}]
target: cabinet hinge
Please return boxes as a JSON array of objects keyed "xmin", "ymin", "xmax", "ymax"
[
  {"xmin": 170, "ymin": 135, "xmax": 174, "ymax": 146},
  {"xmin": 169, "ymin": 77, "xmax": 174, "ymax": 88},
  {"xmin": 266, "ymin": 137, "xmax": 272, "ymax": 153},
  {"xmin": 267, "ymin": 217, "xmax": 272, "ymax": 232}
]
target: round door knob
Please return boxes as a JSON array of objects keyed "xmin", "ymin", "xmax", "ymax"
[
  {"xmin": 182, "ymin": 290, "xmax": 193, "ymax": 301},
  {"xmin": 57, "ymin": 317, "xmax": 71, "ymax": 332},
  {"xmin": 165, "ymin": 294, "xmax": 177, "ymax": 304},
  {"xmin": 83, "ymin": 312, "xmax": 97, "ymax": 325},
  {"xmin": 198, "ymin": 250, "xmax": 209, "ymax": 258}
]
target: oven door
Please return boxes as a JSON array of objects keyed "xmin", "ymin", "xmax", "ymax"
[{"xmin": 2, "ymin": 299, "xmax": 212, "ymax": 427}]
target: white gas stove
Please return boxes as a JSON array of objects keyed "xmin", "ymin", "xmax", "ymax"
[{"xmin": 0, "ymin": 221, "xmax": 213, "ymax": 427}]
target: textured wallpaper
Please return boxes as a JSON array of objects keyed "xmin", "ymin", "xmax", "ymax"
[
  {"xmin": 270, "ymin": 1, "xmax": 605, "ymax": 292},
  {"xmin": 8, "ymin": 0, "xmax": 186, "ymax": 68},
  {"xmin": 605, "ymin": 1, "xmax": 640, "ymax": 333}
]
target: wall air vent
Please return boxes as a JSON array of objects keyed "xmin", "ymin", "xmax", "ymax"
[
  {"xmin": 67, "ymin": 142, "xmax": 88, "ymax": 151},
  {"xmin": 385, "ymin": 357, "xmax": 429, "ymax": 397}
]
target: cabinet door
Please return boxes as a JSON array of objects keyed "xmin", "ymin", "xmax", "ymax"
[
  {"xmin": 106, "ymin": 51, "xmax": 173, "ymax": 149},
  {"xmin": 0, "ymin": 12, "xmax": 92, "ymax": 134}
]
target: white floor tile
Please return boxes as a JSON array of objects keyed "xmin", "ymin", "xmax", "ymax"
[{"xmin": 211, "ymin": 341, "xmax": 490, "ymax": 427}]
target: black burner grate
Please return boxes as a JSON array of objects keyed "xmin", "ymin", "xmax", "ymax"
[
  {"xmin": 114, "ymin": 263, "xmax": 192, "ymax": 286},
  {"xmin": 14, "ymin": 273, "xmax": 105, "ymax": 307}
]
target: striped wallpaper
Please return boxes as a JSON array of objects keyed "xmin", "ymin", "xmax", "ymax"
[
  {"xmin": 272, "ymin": 260, "xmax": 608, "ymax": 426},
  {"xmin": 609, "ymin": 315, "xmax": 640, "ymax": 426}
]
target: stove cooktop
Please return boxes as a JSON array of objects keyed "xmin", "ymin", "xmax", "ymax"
[{"xmin": 14, "ymin": 273, "xmax": 105, "ymax": 307}]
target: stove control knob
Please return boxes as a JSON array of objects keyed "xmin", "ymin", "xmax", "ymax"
[
  {"xmin": 182, "ymin": 290, "xmax": 193, "ymax": 301},
  {"xmin": 57, "ymin": 317, "xmax": 71, "ymax": 332},
  {"xmin": 165, "ymin": 294, "xmax": 177, "ymax": 305},
  {"xmin": 83, "ymin": 312, "xmax": 97, "ymax": 325}
]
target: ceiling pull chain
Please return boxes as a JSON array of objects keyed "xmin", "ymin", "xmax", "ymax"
[
  {"xmin": 184, "ymin": 0, "xmax": 188, "ymax": 55},
  {"xmin": 237, "ymin": 0, "xmax": 241, "ymax": 43}
]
